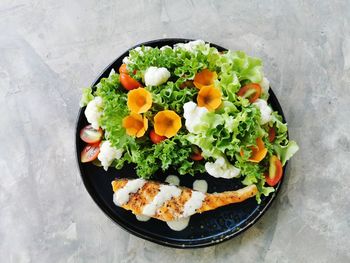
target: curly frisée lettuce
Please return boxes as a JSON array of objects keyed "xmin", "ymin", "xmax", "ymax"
[
  {"xmin": 80, "ymin": 87, "xmax": 94, "ymax": 107},
  {"xmin": 115, "ymin": 133, "xmax": 206, "ymax": 178},
  {"xmin": 80, "ymin": 40, "xmax": 298, "ymax": 203}
]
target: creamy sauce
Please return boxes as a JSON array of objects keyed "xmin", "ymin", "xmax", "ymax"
[
  {"xmin": 193, "ymin": 180, "xmax": 208, "ymax": 193},
  {"xmin": 113, "ymin": 179, "xmax": 146, "ymax": 206},
  {"xmin": 166, "ymin": 217, "xmax": 190, "ymax": 231},
  {"xmin": 142, "ymin": 185, "xmax": 182, "ymax": 217},
  {"xmin": 165, "ymin": 175, "xmax": 180, "ymax": 186},
  {"xmin": 135, "ymin": 214, "xmax": 151, "ymax": 222},
  {"xmin": 182, "ymin": 191, "xmax": 206, "ymax": 217}
]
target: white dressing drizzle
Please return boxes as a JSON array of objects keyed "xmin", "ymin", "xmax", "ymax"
[
  {"xmin": 166, "ymin": 217, "xmax": 190, "ymax": 231},
  {"xmin": 165, "ymin": 175, "xmax": 180, "ymax": 186},
  {"xmin": 193, "ymin": 180, "xmax": 208, "ymax": 193},
  {"xmin": 142, "ymin": 185, "xmax": 181, "ymax": 217},
  {"xmin": 135, "ymin": 214, "xmax": 151, "ymax": 222},
  {"xmin": 113, "ymin": 179, "xmax": 146, "ymax": 206},
  {"xmin": 182, "ymin": 191, "xmax": 206, "ymax": 217}
]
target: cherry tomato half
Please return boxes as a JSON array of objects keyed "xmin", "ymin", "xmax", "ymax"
[
  {"xmin": 81, "ymin": 143, "xmax": 100, "ymax": 163},
  {"xmin": 150, "ymin": 129, "xmax": 167, "ymax": 144},
  {"xmin": 120, "ymin": 73, "xmax": 142, "ymax": 91},
  {"xmin": 268, "ymin": 127, "xmax": 276, "ymax": 143},
  {"xmin": 191, "ymin": 152, "xmax": 204, "ymax": 161},
  {"xmin": 190, "ymin": 145, "xmax": 204, "ymax": 161},
  {"xmin": 237, "ymin": 83, "xmax": 262, "ymax": 103},
  {"xmin": 180, "ymin": 80, "xmax": 194, "ymax": 89},
  {"xmin": 80, "ymin": 125, "xmax": 103, "ymax": 144},
  {"xmin": 265, "ymin": 155, "xmax": 283, "ymax": 186}
]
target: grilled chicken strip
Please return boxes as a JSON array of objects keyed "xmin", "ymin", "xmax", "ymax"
[{"xmin": 112, "ymin": 178, "xmax": 258, "ymax": 222}]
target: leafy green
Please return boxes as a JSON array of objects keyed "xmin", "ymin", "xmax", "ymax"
[
  {"xmin": 186, "ymin": 100, "xmax": 263, "ymax": 160},
  {"xmin": 79, "ymin": 87, "xmax": 94, "ymax": 107},
  {"xmin": 127, "ymin": 43, "xmax": 220, "ymax": 80},
  {"xmin": 146, "ymin": 81, "xmax": 197, "ymax": 114},
  {"xmin": 274, "ymin": 140, "xmax": 299, "ymax": 166},
  {"xmin": 93, "ymin": 73, "xmax": 134, "ymax": 150},
  {"xmin": 230, "ymin": 51, "xmax": 263, "ymax": 83},
  {"xmin": 79, "ymin": 42, "xmax": 298, "ymax": 201},
  {"xmin": 234, "ymin": 155, "xmax": 274, "ymax": 203},
  {"xmin": 81, "ymin": 72, "xmax": 205, "ymax": 178},
  {"xmin": 114, "ymin": 133, "xmax": 205, "ymax": 179},
  {"xmin": 215, "ymin": 51, "xmax": 263, "ymax": 101}
]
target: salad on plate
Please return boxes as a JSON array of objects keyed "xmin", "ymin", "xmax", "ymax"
[{"xmin": 79, "ymin": 40, "xmax": 299, "ymax": 208}]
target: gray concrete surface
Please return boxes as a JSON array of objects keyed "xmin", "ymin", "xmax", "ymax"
[{"xmin": 1, "ymin": 0, "xmax": 350, "ymax": 262}]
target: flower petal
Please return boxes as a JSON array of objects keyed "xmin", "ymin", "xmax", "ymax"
[
  {"xmin": 249, "ymin": 137, "xmax": 268, "ymax": 162},
  {"xmin": 127, "ymin": 88, "xmax": 152, "ymax": 113},
  {"xmin": 154, "ymin": 110, "xmax": 182, "ymax": 138},
  {"xmin": 193, "ymin": 69, "xmax": 217, "ymax": 89},
  {"xmin": 197, "ymin": 85, "xmax": 222, "ymax": 111},
  {"xmin": 122, "ymin": 113, "xmax": 148, "ymax": 137}
]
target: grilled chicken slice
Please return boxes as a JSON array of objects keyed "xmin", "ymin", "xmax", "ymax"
[{"xmin": 112, "ymin": 178, "xmax": 258, "ymax": 222}]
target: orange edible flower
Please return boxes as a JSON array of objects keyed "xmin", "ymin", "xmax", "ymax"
[
  {"xmin": 197, "ymin": 85, "xmax": 222, "ymax": 111},
  {"xmin": 193, "ymin": 69, "xmax": 217, "ymax": 89},
  {"xmin": 154, "ymin": 110, "xmax": 182, "ymax": 138},
  {"xmin": 127, "ymin": 88, "xmax": 152, "ymax": 113},
  {"xmin": 240, "ymin": 137, "xmax": 268, "ymax": 163},
  {"xmin": 119, "ymin": 64, "xmax": 128, "ymax": 74},
  {"xmin": 122, "ymin": 113, "xmax": 148, "ymax": 138}
]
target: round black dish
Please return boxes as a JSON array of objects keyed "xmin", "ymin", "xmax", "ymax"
[{"xmin": 75, "ymin": 38, "xmax": 288, "ymax": 248}]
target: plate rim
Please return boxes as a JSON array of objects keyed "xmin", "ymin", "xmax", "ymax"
[{"xmin": 75, "ymin": 38, "xmax": 288, "ymax": 248}]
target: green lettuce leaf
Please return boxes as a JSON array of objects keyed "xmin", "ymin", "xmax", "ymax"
[
  {"xmin": 127, "ymin": 44, "xmax": 221, "ymax": 81},
  {"xmin": 235, "ymin": 159, "xmax": 274, "ymax": 203},
  {"xmin": 274, "ymin": 140, "xmax": 299, "ymax": 165},
  {"xmin": 117, "ymin": 133, "xmax": 205, "ymax": 179},
  {"xmin": 94, "ymin": 72, "xmax": 133, "ymax": 150},
  {"xmin": 145, "ymin": 81, "xmax": 197, "ymax": 114},
  {"xmin": 216, "ymin": 51, "xmax": 263, "ymax": 101},
  {"xmin": 79, "ymin": 87, "xmax": 94, "ymax": 107}
]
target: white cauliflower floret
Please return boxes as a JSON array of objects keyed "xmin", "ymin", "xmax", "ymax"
[
  {"xmin": 144, "ymin": 66, "xmax": 171, "ymax": 86},
  {"xmin": 253, "ymin": 99, "xmax": 272, "ymax": 125},
  {"xmin": 84, "ymin": 96, "xmax": 103, "ymax": 129},
  {"xmin": 134, "ymin": 46, "xmax": 151, "ymax": 55},
  {"xmin": 174, "ymin": 40, "xmax": 205, "ymax": 52},
  {"xmin": 205, "ymin": 157, "xmax": 240, "ymax": 179},
  {"xmin": 122, "ymin": 56, "xmax": 130, "ymax": 64},
  {"xmin": 160, "ymin": 45, "xmax": 172, "ymax": 51},
  {"xmin": 183, "ymin": 102, "xmax": 209, "ymax": 134},
  {"xmin": 97, "ymin": 141, "xmax": 124, "ymax": 171},
  {"xmin": 259, "ymin": 77, "xmax": 270, "ymax": 93}
]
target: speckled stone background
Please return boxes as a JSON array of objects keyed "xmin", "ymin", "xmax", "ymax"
[{"xmin": 1, "ymin": 0, "xmax": 350, "ymax": 262}]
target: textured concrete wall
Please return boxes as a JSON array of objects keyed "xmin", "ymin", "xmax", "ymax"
[{"xmin": 1, "ymin": 0, "xmax": 349, "ymax": 262}]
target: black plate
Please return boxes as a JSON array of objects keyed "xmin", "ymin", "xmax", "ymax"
[{"xmin": 76, "ymin": 38, "xmax": 288, "ymax": 248}]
